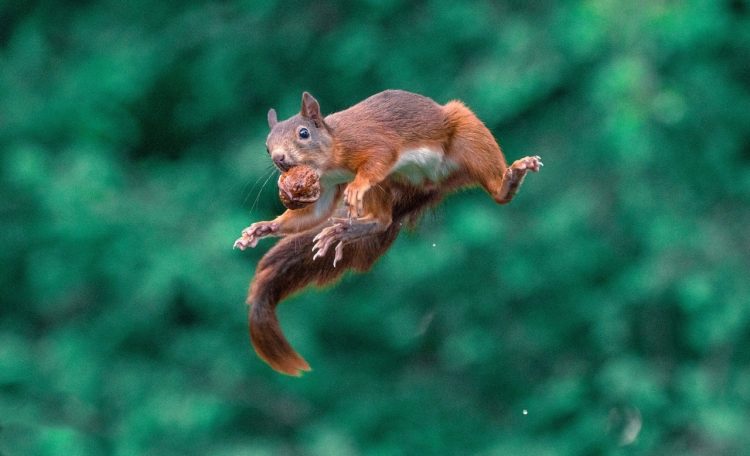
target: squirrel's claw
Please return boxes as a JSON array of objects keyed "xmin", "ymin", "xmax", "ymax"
[
  {"xmin": 233, "ymin": 237, "xmax": 249, "ymax": 250},
  {"xmin": 333, "ymin": 241, "xmax": 344, "ymax": 268},
  {"xmin": 512, "ymin": 155, "xmax": 543, "ymax": 173},
  {"xmin": 312, "ymin": 223, "xmax": 347, "ymax": 266}
]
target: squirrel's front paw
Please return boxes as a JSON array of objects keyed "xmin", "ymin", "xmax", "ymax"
[
  {"xmin": 343, "ymin": 181, "xmax": 371, "ymax": 218},
  {"xmin": 312, "ymin": 223, "xmax": 347, "ymax": 267},
  {"xmin": 233, "ymin": 222, "xmax": 278, "ymax": 250}
]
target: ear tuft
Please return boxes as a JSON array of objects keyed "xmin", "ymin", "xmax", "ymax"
[
  {"xmin": 300, "ymin": 92, "xmax": 324, "ymax": 128},
  {"xmin": 267, "ymin": 108, "xmax": 278, "ymax": 128}
]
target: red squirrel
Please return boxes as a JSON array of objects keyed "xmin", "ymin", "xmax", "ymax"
[{"xmin": 235, "ymin": 90, "xmax": 542, "ymax": 375}]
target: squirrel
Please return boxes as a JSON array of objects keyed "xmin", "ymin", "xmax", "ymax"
[{"xmin": 234, "ymin": 90, "xmax": 542, "ymax": 375}]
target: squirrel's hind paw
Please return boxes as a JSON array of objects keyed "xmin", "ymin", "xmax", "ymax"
[
  {"xmin": 312, "ymin": 223, "xmax": 347, "ymax": 267},
  {"xmin": 512, "ymin": 155, "xmax": 543, "ymax": 173}
]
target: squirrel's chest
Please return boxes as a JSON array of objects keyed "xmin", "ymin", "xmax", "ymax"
[{"xmin": 390, "ymin": 146, "xmax": 457, "ymax": 184}]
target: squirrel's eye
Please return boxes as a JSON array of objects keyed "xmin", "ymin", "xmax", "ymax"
[{"xmin": 298, "ymin": 128, "xmax": 310, "ymax": 139}]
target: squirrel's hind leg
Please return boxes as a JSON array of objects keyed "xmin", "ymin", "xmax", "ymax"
[
  {"xmin": 312, "ymin": 215, "xmax": 391, "ymax": 267},
  {"xmin": 443, "ymin": 102, "xmax": 542, "ymax": 204},
  {"xmin": 482, "ymin": 155, "xmax": 543, "ymax": 205},
  {"xmin": 312, "ymin": 186, "xmax": 393, "ymax": 267}
]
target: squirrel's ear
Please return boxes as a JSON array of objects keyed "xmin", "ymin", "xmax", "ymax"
[
  {"xmin": 301, "ymin": 92, "xmax": 324, "ymax": 128},
  {"xmin": 267, "ymin": 108, "xmax": 278, "ymax": 128}
]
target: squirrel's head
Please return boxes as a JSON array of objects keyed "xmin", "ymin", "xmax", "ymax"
[{"xmin": 265, "ymin": 92, "xmax": 333, "ymax": 173}]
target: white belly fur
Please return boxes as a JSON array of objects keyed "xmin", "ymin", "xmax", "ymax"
[
  {"xmin": 391, "ymin": 146, "xmax": 456, "ymax": 184},
  {"xmin": 319, "ymin": 146, "xmax": 456, "ymax": 188}
]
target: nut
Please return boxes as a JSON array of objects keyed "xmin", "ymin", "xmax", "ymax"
[{"xmin": 278, "ymin": 165, "xmax": 321, "ymax": 209}]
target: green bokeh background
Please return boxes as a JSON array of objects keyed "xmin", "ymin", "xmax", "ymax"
[{"xmin": 2, "ymin": 1, "xmax": 749, "ymax": 455}]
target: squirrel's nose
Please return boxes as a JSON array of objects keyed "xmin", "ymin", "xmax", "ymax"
[{"xmin": 273, "ymin": 154, "xmax": 289, "ymax": 171}]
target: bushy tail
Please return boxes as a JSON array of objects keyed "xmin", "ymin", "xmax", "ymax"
[
  {"xmin": 250, "ymin": 292, "xmax": 310, "ymax": 375},
  {"xmin": 248, "ymin": 224, "xmax": 401, "ymax": 376}
]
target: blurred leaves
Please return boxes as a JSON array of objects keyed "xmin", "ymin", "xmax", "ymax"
[{"xmin": 1, "ymin": 0, "xmax": 749, "ymax": 455}]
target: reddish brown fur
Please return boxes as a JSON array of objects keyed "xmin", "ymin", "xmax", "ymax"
[
  {"xmin": 326, "ymin": 91, "xmax": 452, "ymax": 176},
  {"xmin": 248, "ymin": 182, "xmax": 441, "ymax": 376},
  {"xmin": 238, "ymin": 90, "xmax": 541, "ymax": 375}
]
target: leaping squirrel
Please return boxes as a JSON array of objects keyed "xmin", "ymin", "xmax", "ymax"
[{"xmin": 235, "ymin": 90, "xmax": 542, "ymax": 375}]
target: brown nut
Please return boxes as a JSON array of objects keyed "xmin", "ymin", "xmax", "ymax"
[{"xmin": 278, "ymin": 165, "xmax": 321, "ymax": 210}]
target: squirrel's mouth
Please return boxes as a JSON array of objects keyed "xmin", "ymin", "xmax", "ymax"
[
  {"xmin": 270, "ymin": 150, "xmax": 295, "ymax": 172},
  {"xmin": 273, "ymin": 161, "xmax": 294, "ymax": 173}
]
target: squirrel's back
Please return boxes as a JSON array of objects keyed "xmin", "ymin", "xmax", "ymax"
[{"xmin": 325, "ymin": 90, "xmax": 453, "ymax": 144}]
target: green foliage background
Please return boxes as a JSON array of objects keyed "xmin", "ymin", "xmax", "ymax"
[{"xmin": 2, "ymin": 1, "xmax": 749, "ymax": 454}]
